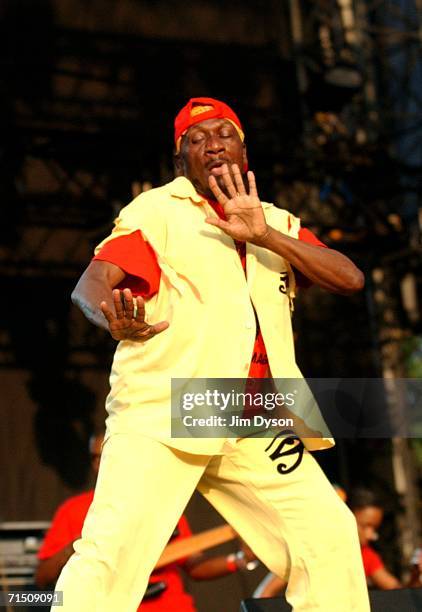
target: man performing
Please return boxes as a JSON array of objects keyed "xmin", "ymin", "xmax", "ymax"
[{"xmin": 56, "ymin": 97, "xmax": 370, "ymax": 611}]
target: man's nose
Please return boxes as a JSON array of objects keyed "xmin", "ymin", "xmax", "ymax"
[{"xmin": 205, "ymin": 135, "xmax": 225, "ymax": 154}]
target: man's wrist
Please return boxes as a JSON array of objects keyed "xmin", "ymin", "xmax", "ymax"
[{"xmin": 253, "ymin": 225, "xmax": 273, "ymax": 247}]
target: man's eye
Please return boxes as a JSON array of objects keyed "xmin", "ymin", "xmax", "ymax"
[
  {"xmin": 220, "ymin": 131, "xmax": 232, "ymax": 138},
  {"xmin": 191, "ymin": 134, "xmax": 205, "ymax": 144}
]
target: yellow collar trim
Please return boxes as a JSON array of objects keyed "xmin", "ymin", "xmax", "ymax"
[
  {"xmin": 169, "ymin": 177, "xmax": 206, "ymax": 204},
  {"xmin": 168, "ymin": 175, "xmax": 272, "ymax": 209}
]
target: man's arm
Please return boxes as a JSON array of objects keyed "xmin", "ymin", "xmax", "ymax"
[
  {"xmin": 206, "ymin": 163, "xmax": 364, "ymax": 295},
  {"xmin": 183, "ymin": 553, "xmax": 240, "ymax": 580},
  {"xmin": 71, "ymin": 260, "xmax": 169, "ymax": 341},
  {"xmin": 71, "ymin": 260, "xmax": 125, "ymax": 331},
  {"xmin": 370, "ymin": 566, "xmax": 401, "ymax": 590},
  {"xmin": 183, "ymin": 546, "xmax": 258, "ymax": 580},
  {"xmin": 255, "ymin": 229, "xmax": 364, "ymax": 295},
  {"xmin": 35, "ymin": 543, "xmax": 74, "ymax": 590}
]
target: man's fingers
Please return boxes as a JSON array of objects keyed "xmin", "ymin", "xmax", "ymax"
[
  {"xmin": 232, "ymin": 164, "xmax": 246, "ymax": 195},
  {"xmin": 247, "ymin": 170, "xmax": 258, "ymax": 198},
  {"xmin": 133, "ymin": 320, "xmax": 169, "ymax": 340},
  {"xmin": 134, "ymin": 296, "xmax": 146, "ymax": 322},
  {"xmin": 112, "ymin": 289, "xmax": 125, "ymax": 319},
  {"xmin": 153, "ymin": 320, "xmax": 170, "ymax": 334},
  {"xmin": 205, "ymin": 217, "xmax": 222, "ymax": 228},
  {"xmin": 100, "ymin": 301, "xmax": 115, "ymax": 323},
  {"xmin": 123, "ymin": 288, "xmax": 134, "ymax": 318},
  {"xmin": 205, "ymin": 217, "xmax": 232, "ymax": 234},
  {"xmin": 105, "ymin": 312, "xmax": 169, "ymax": 341},
  {"xmin": 208, "ymin": 175, "xmax": 229, "ymax": 205},
  {"xmin": 221, "ymin": 164, "xmax": 238, "ymax": 199}
]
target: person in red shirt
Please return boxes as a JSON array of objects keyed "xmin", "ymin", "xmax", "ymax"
[
  {"xmin": 348, "ymin": 488, "xmax": 401, "ymax": 590},
  {"xmin": 253, "ymin": 485, "xmax": 403, "ymax": 598},
  {"xmin": 36, "ymin": 433, "xmax": 257, "ymax": 611}
]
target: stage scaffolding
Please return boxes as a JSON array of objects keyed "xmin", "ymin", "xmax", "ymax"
[{"xmin": 287, "ymin": 0, "xmax": 422, "ymax": 577}]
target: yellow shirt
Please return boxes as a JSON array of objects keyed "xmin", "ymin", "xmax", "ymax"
[{"xmin": 95, "ymin": 177, "xmax": 333, "ymax": 454}]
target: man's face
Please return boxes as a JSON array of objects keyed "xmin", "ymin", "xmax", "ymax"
[
  {"xmin": 175, "ymin": 118, "xmax": 247, "ymax": 199},
  {"xmin": 354, "ymin": 506, "xmax": 383, "ymax": 547}
]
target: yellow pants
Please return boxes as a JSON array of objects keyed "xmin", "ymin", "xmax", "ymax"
[{"xmin": 54, "ymin": 433, "xmax": 370, "ymax": 611}]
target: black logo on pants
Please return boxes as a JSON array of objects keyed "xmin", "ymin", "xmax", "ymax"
[{"xmin": 265, "ymin": 430, "xmax": 304, "ymax": 474}]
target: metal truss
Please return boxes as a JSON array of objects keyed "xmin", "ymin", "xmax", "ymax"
[
  {"xmin": 292, "ymin": 0, "xmax": 422, "ymax": 150},
  {"xmin": 285, "ymin": 0, "xmax": 421, "ymax": 236},
  {"xmin": 286, "ymin": 0, "xmax": 422, "ymax": 578}
]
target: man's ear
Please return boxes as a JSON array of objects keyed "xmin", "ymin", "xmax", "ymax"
[{"xmin": 173, "ymin": 152, "xmax": 184, "ymax": 177}]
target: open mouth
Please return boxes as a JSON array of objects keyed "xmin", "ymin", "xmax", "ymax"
[{"xmin": 207, "ymin": 160, "xmax": 228, "ymax": 176}]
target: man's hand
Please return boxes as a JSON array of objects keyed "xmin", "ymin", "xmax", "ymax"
[
  {"xmin": 206, "ymin": 163, "xmax": 270, "ymax": 245},
  {"xmin": 100, "ymin": 288, "xmax": 169, "ymax": 342},
  {"xmin": 206, "ymin": 163, "xmax": 364, "ymax": 294}
]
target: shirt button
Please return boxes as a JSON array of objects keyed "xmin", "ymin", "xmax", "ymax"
[{"xmin": 246, "ymin": 322, "xmax": 253, "ymax": 329}]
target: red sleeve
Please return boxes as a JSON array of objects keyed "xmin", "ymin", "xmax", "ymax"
[
  {"xmin": 294, "ymin": 227, "xmax": 328, "ymax": 288},
  {"xmin": 361, "ymin": 545, "xmax": 385, "ymax": 577},
  {"xmin": 93, "ymin": 230, "xmax": 161, "ymax": 299}
]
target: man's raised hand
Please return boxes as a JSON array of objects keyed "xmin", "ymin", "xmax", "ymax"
[
  {"xmin": 206, "ymin": 163, "xmax": 271, "ymax": 245},
  {"xmin": 100, "ymin": 288, "xmax": 169, "ymax": 342}
]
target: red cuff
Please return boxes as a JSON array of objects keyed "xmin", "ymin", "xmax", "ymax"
[
  {"xmin": 298, "ymin": 227, "xmax": 327, "ymax": 248},
  {"xmin": 295, "ymin": 227, "xmax": 328, "ymax": 288},
  {"xmin": 93, "ymin": 230, "xmax": 161, "ymax": 298}
]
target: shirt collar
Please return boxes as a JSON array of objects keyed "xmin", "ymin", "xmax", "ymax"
[
  {"xmin": 169, "ymin": 176, "xmax": 205, "ymax": 205},
  {"xmin": 168, "ymin": 175, "xmax": 272, "ymax": 209}
]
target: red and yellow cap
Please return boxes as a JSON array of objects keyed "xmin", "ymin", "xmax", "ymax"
[{"xmin": 174, "ymin": 97, "xmax": 244, "ymax": 153}]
